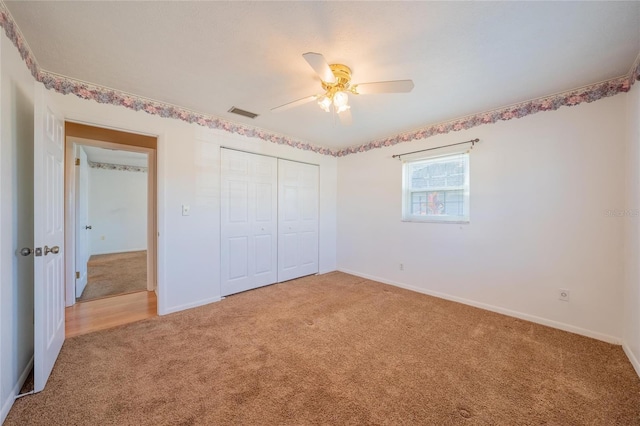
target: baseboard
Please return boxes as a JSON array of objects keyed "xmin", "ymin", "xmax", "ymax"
[
  {"xmin": 338, "ymin": 268, "xmax": 621, "ymax": 345},
  {"xmin": 1, "ymin": 355, "xmax": 34, "ymax": 424},
  {"xmin": 160, "ymin": 296, "xmax": 222, "ymax": 316},
  {"xmin": 91, "ymin": 248, "xmax": 147, "ymax": 256},
  {"xmin": 623, "ymin": 343, "xmax": 640, "ymax": 379},
  {"xmin": 76, "ymin": 277, "xmax": 87, "ymax": 298},
  {"xmin": 1, "ymin": 390, "xmax": 12, "ymax": 426},
  {"xmin": 16, "ymin": 356, "xmax": 33, "ymax": 395}
]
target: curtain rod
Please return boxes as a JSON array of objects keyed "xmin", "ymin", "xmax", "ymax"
[{"xmin": 392, "ymin": 138, "xmax": 479, "ymax": 160}]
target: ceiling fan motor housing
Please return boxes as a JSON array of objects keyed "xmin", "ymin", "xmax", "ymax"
[{"xmin": 321, "ymin": 64, "xmax": 353, "ymax": 98}]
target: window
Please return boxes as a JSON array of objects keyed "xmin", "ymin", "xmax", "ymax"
[{"xmin": 402, "ymin": 152, "xmax": 469, "ymax": 222}]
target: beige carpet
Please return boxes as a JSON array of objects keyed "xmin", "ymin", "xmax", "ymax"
[
  {"xmin": 7, "ymin": 272, "xmax": 640, "ymax": 425},
  {"xmin": 78, "ymin": 251, "xmax": 147, "ymax": 301}
]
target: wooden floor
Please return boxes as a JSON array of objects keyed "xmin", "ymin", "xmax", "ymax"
[{"xmin": 66, "ymin": 290, "xmax": 157, "ymax": 338}]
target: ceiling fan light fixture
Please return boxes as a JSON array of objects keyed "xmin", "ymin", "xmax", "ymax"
[
  {"xmin": 333, "ymin": 91, "xmax": 349, "ymax": 108},
  {"xmin": 271, "ymin": 52, "xmax": 414, "ymax": 125},
  {"xmin": 318, "ymin": 95, "xmax": 332, "ymax": 112}
]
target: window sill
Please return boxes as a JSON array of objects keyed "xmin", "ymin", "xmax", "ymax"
[{"xmin": 402, "ymin": 218, "xmax": 470, "ymax": 224}]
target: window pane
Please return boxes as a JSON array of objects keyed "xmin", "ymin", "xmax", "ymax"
[
  {"xmin": 427, "ymin": 191, "xmax": 445, "ymax": 215},
  {"xmin": 411, "ymin": 192, "xmax": 427, "ymax": 215},
  {"xmin": 410, "ymin": 190, "xmax": 464, "ymax": 216},
  {"xmin": 443, "ymin": 190, "xmax": 464, "ymax": 216},
  {"xmin": 409, "ymin": 157, "xmax": 466, "ymax": 190},
  {"xmin": 410, "ymin": 166, "xmax": 429, "ymax": 189}
]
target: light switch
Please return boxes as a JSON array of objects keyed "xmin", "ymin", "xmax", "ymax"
[{"xmin": 182, "ymin": 204, "xmax": 191, "ymax": 216}]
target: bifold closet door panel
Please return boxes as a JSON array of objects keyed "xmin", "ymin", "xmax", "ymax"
[
  {"xmin": 221, "ymin": 149, "xmax": 278, "ymax": 296},
  {"xmin": 278, "ymin": 159, "xmax": 319, "ymax": 282}
]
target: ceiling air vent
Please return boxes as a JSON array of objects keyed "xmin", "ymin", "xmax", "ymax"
[{"xmin": 228, "ymin": 107, "xmax": 259, "ymax": 119}]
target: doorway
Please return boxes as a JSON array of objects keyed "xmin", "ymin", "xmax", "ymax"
[
  {"xmin": 63, "ymin": 122, "xmax": 158, "ymax": 333},
  {"xmin": 74, "ymin": 145, "xmax": 149, "ymax": 302}
]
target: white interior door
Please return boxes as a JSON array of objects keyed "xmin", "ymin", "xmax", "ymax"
[
  {"xmin": 33, "ymin": 82, "xmax": 65, "ymax": 392},
  {"xmin": 75, "ymin": 146, "xmax": 89, "ymax": 297},
  {"xmin": 278, "ymin": 159, "xmax": 319, "ymax": 282},
  {"xmin": 221, "ymin": 149, "xmax": 277, "ymax": 296}
]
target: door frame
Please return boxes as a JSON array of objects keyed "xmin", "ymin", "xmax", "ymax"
[
  {"xmin": 63, "ymin": 122, "xmax": 158, "ymax": 306},
  {"xmin": 74, "ymin": 145, "xmax": 89, "ymax": 297}
]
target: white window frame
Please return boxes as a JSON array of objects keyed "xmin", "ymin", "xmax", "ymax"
[{"xmin": 402, "ymin": 152, "xmax": 470, "ymax": 223}]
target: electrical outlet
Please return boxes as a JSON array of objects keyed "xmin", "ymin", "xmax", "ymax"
[
  {"xmin": 558, "ymin": 288, "xmax": 570, "ymax": 302},
  {"xmin": 399, "ymin": 263, "xmax": 404, "ymax": 271},
  {"xmin": 182, "ymin": 204, "xmax": 191, "ymax": 216}
]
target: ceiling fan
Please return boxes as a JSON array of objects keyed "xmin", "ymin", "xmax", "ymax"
[{"xmin": 271, "ymin": 52, "xmax": 414, "ymax": 125}]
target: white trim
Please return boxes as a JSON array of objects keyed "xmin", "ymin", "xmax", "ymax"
[
  {"xmin": 0, "ymin": 356, "xmax": 33, "ymax": 424},
  {"xmin": 15, "ymin": 356, "xmax": 33, "ymax": 397},
  {"xmin": 623, "ymin": 343, "xmax": 640, "ymax": 379},
  {"xmin": 0, "ymin": 394, "xmax": 11, "ymax": 426},
  {"xmin": 156, "ymin": 133, "xmax": 165, "ymax": 312},
  {"xmin": 401, "ymin": 219, "xmax": 470, "ymax": 224},
  {"xmin": 338, "ymin": 268, "xmax": 621, "ymax": 345},
  {"xmin": 64, "ymin": 136, "xmax": 76, "ymax": 306},
  {"xmin": 0, "ymin": 29, "xmax": 4, "ymax": 425},
  {"xmin": 160, "ymin": 296, "xmax": 222, "ymax": 316}
]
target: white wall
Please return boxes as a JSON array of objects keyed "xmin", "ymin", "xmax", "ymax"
[
  {"xmin": 624, "ymin": 81, "xmax": 640, "ymax": 376},
  {"xmin": 88, "ymin": 166, "xmax": 147, "ymax": 255},
  {"xmin": 337, "ymin": 94, "xmax": 627, "ymax": 343},
  {"xmin": 50, "ymin": 91, "xmax": 338, "ymax": 316},
  {"xmin": 0, "ymin": 33, "xmax": 35, "ymax": 423}
]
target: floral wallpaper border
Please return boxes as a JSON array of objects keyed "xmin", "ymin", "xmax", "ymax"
[
  {"xmin": 88, "ymin": 160, "xmax": 148, "ymax": 173},
  {"xmin": 334, "ymin": 74, "xmax": 635, "ymax": 157},
  {"xmin": 1, "ymin": 1, "xmax": 639, "ymax": 159},
  {"xmin": 39, "ymin": 70, "xmax": 337, "ymax": 156}
]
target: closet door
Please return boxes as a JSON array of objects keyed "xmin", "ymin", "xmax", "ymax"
[
  {"xmin": 221, "ymin": 149, "xmax": 278, "ymax": 296},
  {"xmin": 278, "ymin": 159, "xmax": 319, "ymax": 282}
]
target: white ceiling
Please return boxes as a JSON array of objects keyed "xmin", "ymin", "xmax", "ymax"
[
  {"xmin": 78, "ymin": 144, "xmax": 148, "ymax": 168},
  {"xmin": 5, "ymin": 1, "xmax": 640, "ymax": 150}
]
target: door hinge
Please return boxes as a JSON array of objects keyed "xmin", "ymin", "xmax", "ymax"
[
  {"xmin": 75, "ymin": 158, "xmax": 80, "ymax": 166},
  {"xmin": 75, "ymin": 271, "xmax": 80, "ymax": 279}
]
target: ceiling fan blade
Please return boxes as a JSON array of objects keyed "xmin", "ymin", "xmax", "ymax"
[
  {"xmin": 271, "ymin": 95, "xmax": 318, "ymax": 113},
  {"xmin": 338, "ymin": 108, "xmax": 352, "ymax": 125},
  {"xmin": 302, "ymin": 52, "xmax": 336, "ymax": 84},
  {"xmin": 353, "ymin": 80, "xmax": 414, "ymax": 94}
]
